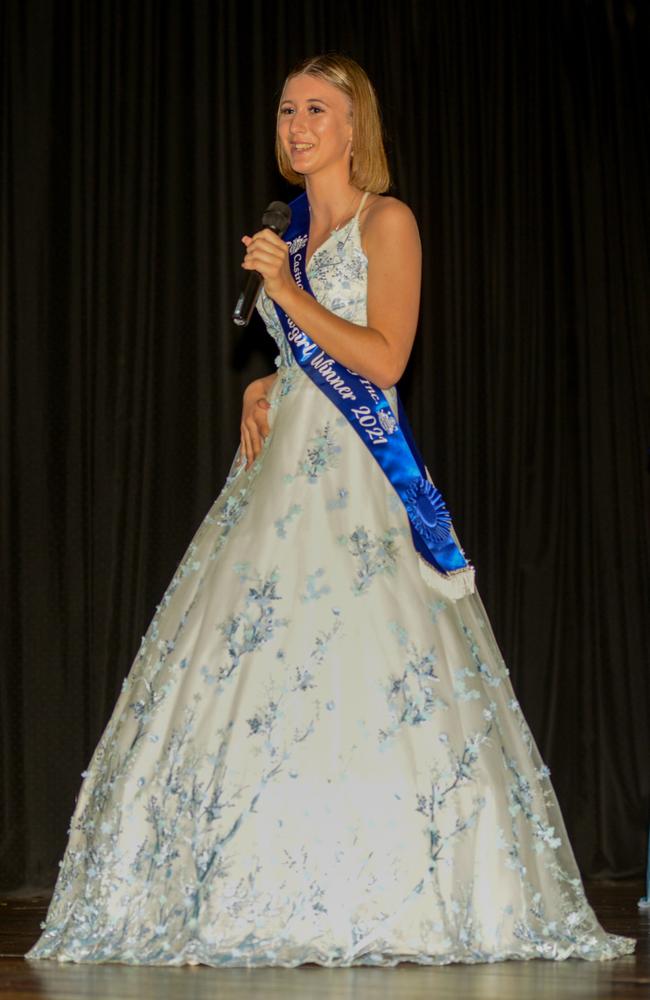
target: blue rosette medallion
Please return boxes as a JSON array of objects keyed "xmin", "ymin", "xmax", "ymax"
[{"xmin": 404, "ymin": 478, "xmax": 453, "ymax": 547}]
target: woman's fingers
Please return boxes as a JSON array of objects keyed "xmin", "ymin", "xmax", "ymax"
[
  {"xmin": 242, "ymin": 424, "xmax": 261, "ymax": 468},
  {"xmin": 242, "ymin": 245, "xmax": 284, "ymax": 272},
  {"xmin": 241, "ymin": 230, "xmax": 287, "ymax": 273},
  {"xmin": 249, "ymin": 228, "xmax": 284, "ymax": 249},
  {"xmin": 255, "ymin": 402, "xmax": 271, "ymax": 438},
  {"xmin": 242, "ymin": 417, "xmax": 266, "ymax": 468},
  {"xmin": 250, "ymin": 397, "xmax": 271, "ymax": 437},
  {"xmin": 248, "ymin": 421, "xmax": 263, "ymax": 459},
  {"xmin": 240, "ymin": 424, "xmax": 254, "ymax": 469},
  {"xmin": 240, "ymin": 397, "xmax": 272, "ymax": 469}
]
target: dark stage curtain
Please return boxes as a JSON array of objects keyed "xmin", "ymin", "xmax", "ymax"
[{"xmin": 1, "ymin": 0, "xmax": 648, "ymax": 890}]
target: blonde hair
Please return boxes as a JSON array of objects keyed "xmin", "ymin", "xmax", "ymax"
[{"xmin": 275, "ymin": 53, "xmax": 392, "ymax": 193}]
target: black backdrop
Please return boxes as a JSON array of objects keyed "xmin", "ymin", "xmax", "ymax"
[{"xmin": 1, "ymin": 0, "xmax": 648, "ymax": 891}]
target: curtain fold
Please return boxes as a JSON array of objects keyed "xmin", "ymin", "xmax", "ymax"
[{"xmin": 1, "ymin": 0, "xmax": 648, "ymax": 889}]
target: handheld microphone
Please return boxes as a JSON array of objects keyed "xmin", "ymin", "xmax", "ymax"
[{"xmin": 232, "ymin": 201, "xmax": 292, "ymax": 327}]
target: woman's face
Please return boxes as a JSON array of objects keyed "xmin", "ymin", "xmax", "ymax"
[{"xmin": 278, "ymin": 73, "xmax": 353, "ymax": 179}]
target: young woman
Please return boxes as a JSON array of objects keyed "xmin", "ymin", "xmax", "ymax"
[{"xmin": 26, "ymin": 53, "xmax": 635, "ymax": 968}]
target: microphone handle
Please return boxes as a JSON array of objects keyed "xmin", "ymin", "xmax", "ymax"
[
  {"xmin": 232, "ymin": 269, "xmax": 264, "ymax": 327},
  {"xmin": 232, "ymin": 222, "xmax": 282, "ymax": 328}
]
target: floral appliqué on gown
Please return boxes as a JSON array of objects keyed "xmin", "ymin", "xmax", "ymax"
[{"xmin": 26, "ymin": 198, "xmax": 636, "ymax": 967}]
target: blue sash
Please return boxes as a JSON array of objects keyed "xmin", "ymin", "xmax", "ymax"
[{"xmin": 273, "ymin": 191, "xmax": 475, "ymax": 598}]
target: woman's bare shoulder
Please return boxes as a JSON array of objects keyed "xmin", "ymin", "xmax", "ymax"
[{"xmin": 360, "ymin": 194, "xmax": 421, "ymax": 254}]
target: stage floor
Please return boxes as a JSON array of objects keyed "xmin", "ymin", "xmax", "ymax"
[{"xmin": 0, "ymin": 880, "xmax": 647, "ymax": 999}]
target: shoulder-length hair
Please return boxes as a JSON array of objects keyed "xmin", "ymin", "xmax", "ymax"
[{"xmin": 275, "ymin": 53, "xmax": 392, "ymax": 194}]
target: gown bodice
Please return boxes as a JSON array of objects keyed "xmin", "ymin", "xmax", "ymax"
[
  {"xmin": 256, "ymin": 192, "xmax": 371, "ymax": 370},
  {"xmin": 255, "ymin": 191, "xmax": 398, "ymax": 417}
]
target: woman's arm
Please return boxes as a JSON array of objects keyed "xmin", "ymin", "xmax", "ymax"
[
  {"xmin": 240, "ymin": 371, "xmax": 278, "ymax": 469},
  {"xmin": 241, "ymin": 198, "xmax": 422, "ymax": 389}
]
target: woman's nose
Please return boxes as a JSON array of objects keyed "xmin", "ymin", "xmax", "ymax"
[{"xmin": 289, "ymin": 110, "xmax": 308, "ymax": 133}]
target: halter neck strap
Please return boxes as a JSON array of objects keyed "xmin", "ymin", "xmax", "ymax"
[{"xmin": 354, "ymin": 190, "xmax": 370, "ymax": 220}]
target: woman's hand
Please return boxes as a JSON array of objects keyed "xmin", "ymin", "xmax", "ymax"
[
  {"xmin": 241, "ymin": 229, "xmax": 293, "ymax": 302},
  {"xmin": 240, "ymin": 374, "xmax": 276, "ymax": 469}
]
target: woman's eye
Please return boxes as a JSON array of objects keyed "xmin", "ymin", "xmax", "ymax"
[{"xmin": 280, "ymin": 106, "xmax": 323, "ymax": 115}]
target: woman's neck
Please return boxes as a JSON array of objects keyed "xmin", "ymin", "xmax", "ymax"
[{"xmin": 304, "ymin": 175, "xmax": 363, "ymax": 233}]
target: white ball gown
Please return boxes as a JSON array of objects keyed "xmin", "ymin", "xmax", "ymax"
[{"xmin": 26, "ymin": 193, "xmax": 636, "ymax": 967}]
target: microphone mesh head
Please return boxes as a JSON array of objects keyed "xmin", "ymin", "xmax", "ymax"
[{"xmin": 262, "ymin": 201, "xmax": 292, "ymax": 236}]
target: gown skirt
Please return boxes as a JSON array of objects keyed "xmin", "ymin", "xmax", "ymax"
[{"xmin": 25, "ymin": 203, "xmax": 637, "ymax": 967}]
